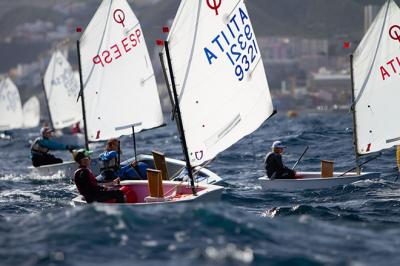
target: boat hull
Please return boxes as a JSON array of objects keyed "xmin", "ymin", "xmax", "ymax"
[
  {"xmin": 0, "ymin": 132, "xmax": 12, "ymax": 140},
  {"xmin": 72, "ymin": 180, "xmax": 223, "ymax": 206},
  {"xmin": 29, "ymin": 154, "xmax": 222, "ymax": 185},
  {"xmin": 28, "ymin": 159, "xmax": 101, "ymax": 178},
  {"xmin": 258, "ymin": 172, "xmax": 381, "ymax": 191}
]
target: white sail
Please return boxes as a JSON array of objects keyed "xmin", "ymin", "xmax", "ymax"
[
  {"xmin": 165, "ymin": 0, "xmax": 274, "ymax": 166},
  {"xmin": 0, "ymin": 77, "xmax": 23, "ymax": 131},
  {"xmin": 43, "ymin": 51, "xmax": 82, "ymax": 130},
  {"xmin": 353, "ymin": 0, "xmax": 400, "ymax": 154},
  {"xmin": 80, "ymin": 0, "xmax": 163, "ymax": 141},
  {"xmin": 22, "ymin": 96, "xmax": 40, "ymax": 128}
]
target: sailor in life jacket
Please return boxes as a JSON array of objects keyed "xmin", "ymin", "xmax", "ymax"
[
  {"xmin": 96, "ymin": 138, "xmax": 149, "ymax": 182},
  {"xmin": 264, "ymin": 141, "xmax": 296, "ymax": 179},
  {"xmin": 73, "ymin": 149, "xmax": 125, "ymax": 203},
  {"xmin": 30, "ymin": 127, "xmax": 78, "ymax": 167}
]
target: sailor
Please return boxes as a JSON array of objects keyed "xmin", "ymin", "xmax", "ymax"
[
  {"xmin": 30, "ymin": 127, "xmax": 78, "ymax": 167},
  {"xmin": 264, "ymin": 141, "xmax": 296, "ymax": 179},
  {"xmin": 73, "ymin": 149, "xmax": 125, "ymax": 203},
  {"xmin": 96, "ymin": 138, "xmax": 149, "ymax": 182}
]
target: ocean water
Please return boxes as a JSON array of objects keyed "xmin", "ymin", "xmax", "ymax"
[{"xmin": 1, "ymin": 112, "xmax": 400, "ymax": 266}]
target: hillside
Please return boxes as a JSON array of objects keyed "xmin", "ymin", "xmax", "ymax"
[
  {"xmin": 0, "ymin": 0, "xmax": 398, "ymax": 73},
  {"xmin": 1, "ymin": 0, "xmax": 398, "ymax": 41}
]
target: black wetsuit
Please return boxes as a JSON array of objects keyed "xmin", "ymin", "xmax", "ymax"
[
  {"xmin": 30, "ymin": 137, "xmax": 66, "ymax": 167},
  {"xmin": 264, "ymin": 152, "xmax": 296, "ymax": 179},
  {"xmin": 74, "ymin": 167, "xmax": 124, "ymax": 203}
]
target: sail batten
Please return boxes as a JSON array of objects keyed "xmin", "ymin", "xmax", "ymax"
[
  {"xmin": 353, "ymin": 0, "xmax": 400, "ymax": 154},
  {"xmin": 165, "ymin": 0, "xmax": 274, "ymax": 166},
  {"xmin": 80, "ymin": 0, "xmax": 163, "ymax": 142}
]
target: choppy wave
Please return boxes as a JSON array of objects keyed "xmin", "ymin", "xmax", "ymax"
[{"xmin": 1, "ymin": 113, "xmax": 400, "ymax": 265}]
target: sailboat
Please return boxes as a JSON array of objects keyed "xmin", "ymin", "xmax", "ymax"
[
  {"xmin": 43, "ymin": 51, "xmax": 83, "ymax": 137},
  {"xmin": 259, "ymin": 0, "xmax": 400, "ymax": 190},
  {"xmin": 0, "ymin": 77, "xmax": 23, "ymax": 140},
  {"xmin": 72, "ymin": 0, "xmax": 224, "ymax": 205},
  {"xmin": 28, "ymin": 51, "xmax": 93, "ymax": 177},
  {"xmin": 1, "ymin": 78, "xmax": 40, "ymax": 140},
  {"xmin": 22, "ymin": 96, "xmax": 40, "ymax": 129},
  {"xmin": 157, "ymin": 0, "xmax": 275, "ymax": 189}
]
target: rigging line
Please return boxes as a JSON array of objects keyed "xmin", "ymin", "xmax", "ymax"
[
  {"xmin": 193, "ymin": 158, "xmax": 215, "ymax": 176},
  {"xmin": 352, "ymin": 0, "xmax": 390, "ymax": 107},
  {"xmin": 339, "ymin": 153, "xmax": 382, "ymax": 177},
  {"xmin": 163, "ymin": 179, "xmax": 185, "ymax": 198}
]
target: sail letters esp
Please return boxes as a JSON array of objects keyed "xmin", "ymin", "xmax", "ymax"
[{"xmin": 92, "ymin": 27, "xmax": 142, "ymax": 67}]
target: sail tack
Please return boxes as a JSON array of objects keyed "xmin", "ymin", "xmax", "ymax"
[
  {"xmin": 353, "ymin": 0, "xmax": 400, "ymax": 154},
  {"xmin": 44, "ymin": 51, "xmax": 82, "ymax": 130},
  {"xmin": 79, "ymin": 0, "xmax": 163, "ymax": 141},
  {"xmin": 165, "ymin": 0, "xmax": 274, "ymax": 166},
  {"xmin": 0, "ymin": 78, "xmax": 23, "ymax": 131},
  {"xmin": 22, "ymin": 96, "xmax": 40, "ymax": 129}
]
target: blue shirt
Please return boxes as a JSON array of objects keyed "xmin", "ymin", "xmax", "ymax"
[
  {"xmin": 99, "ymin": 151, "xmax": 118, "ymax": 161},
  {"xmin": 40, "ymin": 138, "xmax": 69, "ymax": 150}
]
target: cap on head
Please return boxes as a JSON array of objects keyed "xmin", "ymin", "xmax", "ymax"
[
  {"xmin": 40, "ymin": 127, "xmax": 53, "ymax": 136},
  {"xmin": 272, "ymin": 141, "xmax": 286, "ymax": 149},
  {"xmin": 73, "ymin": 149, "xmax": 92, "ymax": 163}
]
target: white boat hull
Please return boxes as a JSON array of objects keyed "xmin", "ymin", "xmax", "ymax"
[
  {"xmin": 28, "ymin": 159, "xmax": 101, "ymax": 178},
  {"xmin": 258, "ymin": 172, "xmax": 381, "ymax": 191},
  {"xmin": 29, "ymin": 154, "xmax": 222, "ymax": 185},
  {"xmin": 0, "ymin": 132, "xmax": 12, "ymax": 140},
  {"xmin": 71, "ymin": 180, "xmax": 223, "ymax": 206}
]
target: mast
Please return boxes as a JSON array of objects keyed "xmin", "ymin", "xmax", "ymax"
[
  {"xmin": 158, "ymin": 52, "xmax": 176, "ymax": 122},
  {"xmin": 164, "ymin": 41, "xmax": 196, "ymax": 195},
  {"xmin": 76, "ymin": 40, "xmax": 89, "ymax": 150},
  {"xmin": 350, "ymin": 54, "xmax": 361, "ymax": 175},
  {"xmin": 41, "ymin": 77, "xmax": 54, "ymax": 129}
]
